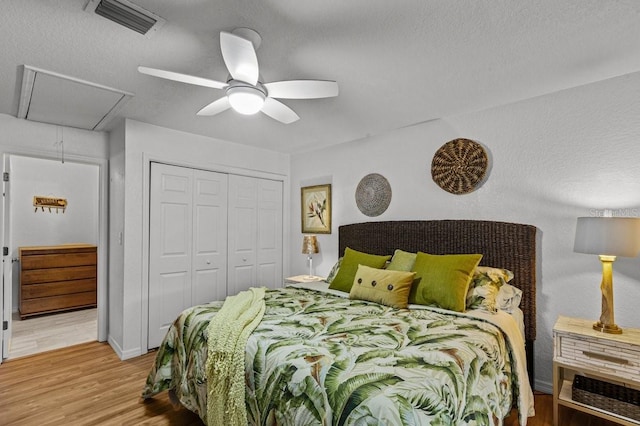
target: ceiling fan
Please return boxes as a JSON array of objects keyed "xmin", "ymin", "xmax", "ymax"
[{"xmin": 138, "ymin": 28, "xmax": 339, "ymax": 124}]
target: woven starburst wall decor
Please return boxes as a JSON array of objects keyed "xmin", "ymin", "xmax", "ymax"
[
  {"xmin": 355, "ymin": 173, "xmax": 392, "ymax": 217},
  {"xmin": 431, "ymin": 138, "xmax": 488, "ymax": 194}
]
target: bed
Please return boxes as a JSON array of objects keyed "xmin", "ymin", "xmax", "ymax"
[{"xmin": 143, "ymin": 219, "xmax": 537, "ymax": 425}]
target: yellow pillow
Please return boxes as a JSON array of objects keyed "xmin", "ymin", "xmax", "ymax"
[{"xmin": 349, "ymin": 265, "xmax": 416, "ymax": 309}]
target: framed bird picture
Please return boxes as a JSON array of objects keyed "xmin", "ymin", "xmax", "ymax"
[{"xmin": 301, "ymin": 184, "xmax": 331, "ymax": 234}]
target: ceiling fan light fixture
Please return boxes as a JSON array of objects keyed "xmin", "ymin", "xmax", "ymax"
[
  {"xmin": 227, "ymin": 86, "xmax": 265, "ymax": 115},
  {"xmin": 138, "ymin": 28, "xmax": 338, "ymax": 123}
]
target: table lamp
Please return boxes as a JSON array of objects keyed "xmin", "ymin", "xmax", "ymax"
[
  {"xmin": 302, "ymin": 235, "xmax": 319, "ymax": 279},
  {"xmin": 574, "ymin": 216, "xmax": 640, "ymax": 333}
]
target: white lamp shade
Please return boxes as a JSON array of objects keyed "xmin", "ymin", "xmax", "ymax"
[
  {"xmin": 574, "ymin": 217, "xmax": 640, "ymax": 257},
  {"xmin": 227, "ymin": 86, "xmax": 265, "ymax": 115}
]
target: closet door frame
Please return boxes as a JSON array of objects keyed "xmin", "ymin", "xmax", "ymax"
[{"xmin": 140, "ymin": 155, "xmax": 289, "ymax": 353}]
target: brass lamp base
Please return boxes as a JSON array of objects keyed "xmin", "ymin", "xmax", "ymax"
[
  {"xmin": 592, "ymin": 255, "xmax": 623, "ymax": 334},
  {"xmin": 593, "ymin": 321, "xmax": 622, "ymax": 334}
]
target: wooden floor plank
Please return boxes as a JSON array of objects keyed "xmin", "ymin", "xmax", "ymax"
[
  {"xmin": 0, "ymin": 342, "xmax": 202, "ymax": 425},
  {"xmin": 0, "ymin": 341, "xmax": 621, "ymax": 425}
]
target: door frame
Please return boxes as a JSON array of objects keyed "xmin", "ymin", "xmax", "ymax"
[
  {"xmin": 1, "ymin": 155, "xmax": 9, "ymax": 361},
  {"xmin": 1, "ymin": 151, "xmax": 108, "ymax": 360},
  {"xmin": 141, "ymin": 155, "xmax": 290, "ymax": 353}
]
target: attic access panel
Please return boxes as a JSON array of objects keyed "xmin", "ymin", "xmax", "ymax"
[{"xmin": 17, "ymin": 65, "xmax": 133, "ymax": 131}]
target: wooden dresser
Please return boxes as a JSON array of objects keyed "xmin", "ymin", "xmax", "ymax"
[{"xmin": 19, "ymin": 244, "xmax": 97, "ymax": 319}]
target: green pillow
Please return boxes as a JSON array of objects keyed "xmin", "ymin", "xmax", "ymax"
[
  {"xmin": 386, "ymin": 249, "xmax": 417, "ymax": 272},
  {"xmin": 328, "ymin": 247, "xmax": 391, "ymax": 293},
  {"xmin": 349, "ymin": 265, "xmax": 416, "ymax": 309},
  {"xmin": 409, "ymin": 252, "xmax": 482, "ymax": 312}
]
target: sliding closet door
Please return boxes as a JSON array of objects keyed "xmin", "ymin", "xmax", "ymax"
[
  {"xmin": 192, "ymin": 169, "xmax": 228, "ymax": 305},
  {"xmin": 227, "ymin": 175, "xmax": 282, "ymax": 295},
  {"xmin": 256, "ymin": 178, "xmax": 283, "ymax": 288},
  {"xmin": 149, "ymin": 164, "xmax": 192, "ymax": 349},
  {"xmin": 148, "ymin": 163, "xmax": 228, "ymax": 348},
  {"xmin": 149, "ymin": 165, "xmax": 280, "ymax": 348},
  {"xmin": 227, "ymin": 175, "xmax": 257, "ymax": 294}
]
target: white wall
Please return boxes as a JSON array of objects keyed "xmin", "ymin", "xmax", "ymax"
[
  {"xmin": 10, "ymin": 155, "xmax": 99, "ymax": 309},
  {"xmin": 0, "ymin": 114, "xmax": 109, "ymax": 160},
  {"xmin": 108, "ymin": 123, "xmax": 125, "ymax": 350},
  {"xmin": 108, "ymin": 119, "xmax": 290, "ymax": 359},
  {"xmin": 289, "ymin": 71, "xmax": 640, "ymax": 393}
]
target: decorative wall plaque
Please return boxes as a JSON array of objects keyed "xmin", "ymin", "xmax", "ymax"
[
  {"xmin": 33, "ymin": 196, "xmax": 67, "ymax": 213},
  {"xmin": 431, "ymin": 138, "xmax": 488, "ymax": 194},
  {"xmin": 355, "ymin": 173, "xmax": 392, "ymax": 217}
]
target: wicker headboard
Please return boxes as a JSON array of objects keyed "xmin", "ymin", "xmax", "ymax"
[{"xmin": 338, "ymin": 220, "xmax": 537, "ymax": 379}]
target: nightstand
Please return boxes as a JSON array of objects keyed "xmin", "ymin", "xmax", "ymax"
[
  {"xmin": 285, "ymin": 275, "xmax": 325, "ymax": 284},
  {"xmin": 553, "ymin": 316, "xmax": 640, "ymax": 425}
]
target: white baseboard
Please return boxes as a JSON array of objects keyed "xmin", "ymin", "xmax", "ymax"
[
  {"xmin": 108, "ymin": 335, "xmax": 124, "ymax": 359},
  {"xmin": 535, "ymin": 379, "xmax": 552, "ymax": 394},
  {"xmin": 108, "ymin": 335, "xmax": 144, "ymax": 360}
]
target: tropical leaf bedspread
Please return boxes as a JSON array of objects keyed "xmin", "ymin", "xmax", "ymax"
[{"xmin": 143, "ymin": 284, "xmax": 534, "ymax": 425}]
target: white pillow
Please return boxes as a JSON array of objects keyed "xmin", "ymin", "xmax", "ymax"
[{"xmin": 497, "ymin": 283, "xmax": 522, "ymax": 313}]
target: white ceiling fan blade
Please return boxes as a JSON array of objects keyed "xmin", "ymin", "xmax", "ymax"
[
  {"xmin": 220, "ymin": 31, "xmax": 259, "ymax": 85},
  {"xmin": 196, "ymin": 97, "xmax": 231, "ymax": 116},
  {"xmin": 138, "ymin": 66, "xmax": 228, "ymax": 89},
  {"xmin": 264, "ymin": 80, "xmax": 339, "ymax": 99},
  {"xmin": 261, "ymin": 98, "xmax": 299, "ymax": 124}
]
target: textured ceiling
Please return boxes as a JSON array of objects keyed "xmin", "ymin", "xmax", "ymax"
[{"xmin": 1, "ymin": 0, "xmax": 640, "ymax": 153}]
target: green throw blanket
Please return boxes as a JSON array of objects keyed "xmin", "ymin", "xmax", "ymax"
[{"xmin": 206, "ymin": 287, "xmax": 266, "ymax": 426}]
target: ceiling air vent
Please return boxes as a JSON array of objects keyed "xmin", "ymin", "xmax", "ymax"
[{"xmin": 85, "ymin": 0, "xmax": 165, "ymax": 36}]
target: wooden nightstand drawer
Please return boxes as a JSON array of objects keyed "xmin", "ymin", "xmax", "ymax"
[{"xmin": 556, "ymin": 333, "xmax": 640, "ymax": 381}]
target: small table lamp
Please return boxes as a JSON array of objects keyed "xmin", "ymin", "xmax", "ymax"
[
  {"xmin": 574, "ymin": 216, "xmax": 640, "ymax": 334},
  {"xmin": 302, "ymin": 235, "xmax": 319, "ymax": 279}
]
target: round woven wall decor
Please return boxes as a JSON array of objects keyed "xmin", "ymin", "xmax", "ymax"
[
  {"xmin": 355, "ymin": 173, "xmax": 392, "ymax": 217},
  {"xmin": 431, "ymin": 138, "xmax": 488, "ymax": 195}
]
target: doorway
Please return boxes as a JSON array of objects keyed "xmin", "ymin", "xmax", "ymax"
[{"xmin": 2, "ymin": 154, "xmax": 105, "ymax": 359}]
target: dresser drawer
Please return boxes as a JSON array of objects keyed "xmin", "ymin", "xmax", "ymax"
[
  {"xmin": 21, "ymin": 252, "xmax": 97, "ymax": 270},
  {"xmin": 21, "ymin": 279, "xmax": 96, "ymax": 299},
  {"xmin": 556, "ymin": 332, "xmax": 640, "ymax": 381},
  {"xmin": 20, "ymin": 292, "xmax": 96, "ymax": 316},
  {"xmin": 21, "ymin": 265, "xmax": 96, "ymax": 285}
]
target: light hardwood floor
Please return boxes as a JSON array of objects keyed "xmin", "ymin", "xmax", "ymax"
[
  {"xmin": 0, "ymin": 341, "xmax": 620, "ymax": 426},
  {"xmin": 9, "ymin": 308, "xmax": 97, "ymax": 359}
]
